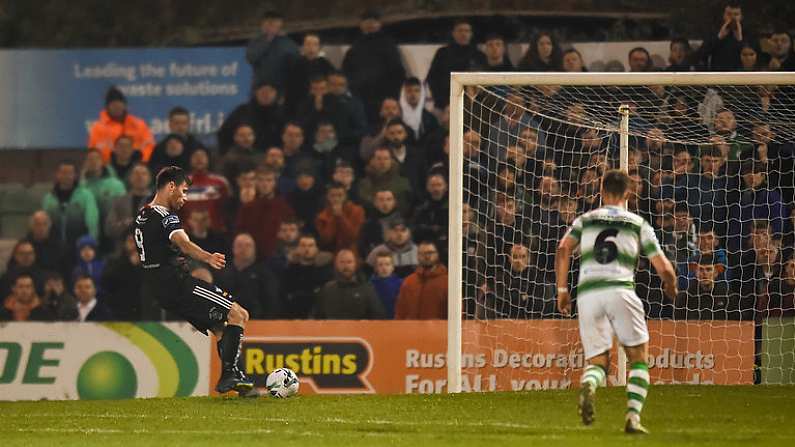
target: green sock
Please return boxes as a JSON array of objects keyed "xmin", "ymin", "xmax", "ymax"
[
  {"xmin": 627, "ymin": 362, "xmax": 650, "ymax": 418},
  {"xmin": 581, "ymin": 364, "xmax": 607, "ymax": 390}
]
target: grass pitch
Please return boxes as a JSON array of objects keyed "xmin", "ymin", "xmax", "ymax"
[{"xmin": 2, "ymin": 385, "xmax": 794, "ymax": 446}]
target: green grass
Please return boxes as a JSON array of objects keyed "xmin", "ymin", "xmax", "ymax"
[{"xmin": 2, "ymin": 386, "xmax": 794, "ymax": 446}]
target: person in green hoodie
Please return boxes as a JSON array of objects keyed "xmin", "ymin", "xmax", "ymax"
[
  {"xmin": 41, "ymin": 160, "xmax": 100, "ymax": 259},
  {"xmin": 80, "ymin": 148, "xmax": 126, "ymax": 252},
  {"xmin": 358, "ymin": 147, "xmax": 413, "ymax": 216}
]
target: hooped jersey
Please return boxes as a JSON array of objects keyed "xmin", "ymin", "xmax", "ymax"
[{"xmin": 563, "ymin": 205, "xmax": 662, "ymax": 295}]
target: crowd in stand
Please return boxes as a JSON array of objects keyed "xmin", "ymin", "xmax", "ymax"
[{"xmin": 2, "ymin": 4, "xmax": 795, "ymax": 323}]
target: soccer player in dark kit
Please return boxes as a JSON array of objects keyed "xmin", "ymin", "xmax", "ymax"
[{"xmin": 134, "ymin": 166, "xmax": 254, "ymax": 394}]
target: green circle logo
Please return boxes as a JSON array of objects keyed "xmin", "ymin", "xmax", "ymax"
[{"xmin": 77, "ymin": 351, "xmax": 137, "ymax": 400}]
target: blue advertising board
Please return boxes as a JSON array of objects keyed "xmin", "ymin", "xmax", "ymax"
[{"xmin": 0, "ymin": 47, "xmax": 252, "ymax": 149}]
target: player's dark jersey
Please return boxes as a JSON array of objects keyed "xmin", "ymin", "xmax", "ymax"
[{"xmin": 134, "ymin": 204, "xmax": 187, "ymax": 272}]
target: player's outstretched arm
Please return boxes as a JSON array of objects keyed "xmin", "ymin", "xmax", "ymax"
[
  {"xmin": 170, "ymin": 230, "xmax": 226, "ymax": 270},
  {"xmin": 650, "ymin": 254, "xmax": 678, "ymax": 301},
  {"xmin": 555, "ymin": 235, "xmax": 578, "ymax": 316}
]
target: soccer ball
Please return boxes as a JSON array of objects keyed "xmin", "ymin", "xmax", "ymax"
[{"xmin": 266, "ymin": 368, "xmax": 300, "ymax": 398}]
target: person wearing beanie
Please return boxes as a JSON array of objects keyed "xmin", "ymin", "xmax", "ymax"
[
  {"xmin": 71, "ymin": 235, "xmax": 105, "ymax": 291},
  {"xmin": 88, "ymin": 86, "xmax": 155, "ymax": 163}
]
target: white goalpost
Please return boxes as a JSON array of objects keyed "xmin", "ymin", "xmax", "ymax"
[{"xmin": 448, "ymin": 72, "xmax": 795, "ymax": 393}]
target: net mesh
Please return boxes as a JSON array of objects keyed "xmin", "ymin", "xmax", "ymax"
[{"xmin": 459, "ymin": 81, "xmax": 795, "ymax": 389}]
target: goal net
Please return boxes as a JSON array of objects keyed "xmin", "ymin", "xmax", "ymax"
[{"xmin": 448, "ymin": 73, "xmax": 795, "ymax": 392}]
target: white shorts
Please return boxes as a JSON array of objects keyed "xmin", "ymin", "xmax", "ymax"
[{"xmin": 577, "ymin": 287, "xmax": 649, "ymax": 360}]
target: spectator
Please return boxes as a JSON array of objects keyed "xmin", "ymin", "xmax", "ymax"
[
  {"xmin": 331, "ymin": 160, "xmax": 359, "ymax": 204},
  {"xmin": 308, "ymin": 120, "xmax": 354, "ymax": 180},
  {"xmin": 148, "ymin": 134, "xmax": 192, "ymax": 175},
  {"xmin": 109, "ymin": 135, "xmax": 142, "ymax": 183},
  {"xmin": 0, "ymin": 274, "xmax": 53, "ymax": 321},
  {"xmin": 285, "ymin": 33, "xmax": 336, "ymax": 117},
  {"xmin": 316, "ymin": 182, "xmax": 365, "ymax": 253},
  {"xmin": 359, "ymin": 98, "xmax": 404, "ymax": 161},
  {"xmin": 0, "ymin": 241, "xmax": 45, "ymax": 299},
  {"xmin": 689, "ymin": 226, "xmax": 728, "ymax": 282},
  {"xmin": 395, "ymin": 241, "xmax": 448, "ymax": 320},
  {"xmin": 88, "ymin": 86, "xmax": 155, "ymax": 162},
  {"xmin": 370, "ymin": 251, "xmax": 403, "ymax": 319},
  {"xmin": 80, "ymin": 148, "xmax": 126, "ymax": 238},
  {"xmin": 482, "ymin": 34, "xmax": 515, "ymax": 71},
  {"xmin": 23, "ymin": 210, "xmax": 67, "ymax": 277},
  {"xmin": 313, "ymin": 249, "xmax": 386, "ymax": 319},
  {"xmin": 105, "ymin": 163, "xmax": 151, "ymax": 251},
  {"xmin": 713, "ymin": 108, "xmax": 751, "ymax": 159},
  {"xmin": 767, "ymin": 30, "xmax": 795, "ymax": 71},
  {"xmin": 326, "ymin": 70, "xmax": 368, "ymax": 147},
  {"xmin": 358, "ymin": 147, "xmax": 413, "ymax": 216},
  {"xmin": 412, "ymin": 173, "xmax": 449, "ymax": 259},
  {"xmin": 728, "ymin": 161, "xmax": 785, "ymax": 254},
  {"xmin": 218, "ymin": 82, "xmax": 285, "ymax": 153},
  {"xmin": 342, "ymin": 9, "xmax": 406, "ymax": 122},
  {"xmin": 282, "ymin": 234, "xmax": 334, "ymax": 318},
  {"xmin": 666, "ymin": 38, "xmax": 697, "ymax": 71},
  {"xmin": 359, "ymin": 189, "xmax": 401, "ymax": 256},
  {"xmin": 400, "ymin": 77, "xmax": 439, "ymax": 141},
  {"xmin": 426, "ymin": 19, "xmax": 486, "ymax": 110},
  {"xmin": 562, "ymin": 48, "xmax": 587, "ymax": 72},
  {"xmin": 101, "ymin": 234, "xmax": 143, "ymax": 321},
  {"xmin": 153, "ymin": 106, "xmax": 205, "ymax": 156},
  {"xmin": 182, "ymin": 148, "xmax": 231, "ymax": 233},
  {"xmin": 698, "ymin": 3, "xmax": 745, "ymax": 71},
  {"xmin": 218, "ymin": 233, "xmax": 281, "ymax": 319},
  {"xmin": 187, "ymin": 209, "xmax": 227, "ymax": 256},
  {"xmin": 384, "ymin": 119, "xmax": 426, "ymax": 193},
  {"xmin": 229, "ymin": 164, "xmax": 257, "ymax": 228},
  {"xmin": 738, "ymin": 41, "xmax": 764, "ymax": 71},
  {"xmin": 72, "ymin": 275, "xmax": 113, "ymax": 322},
  {"xmin": 480, "ymin": 243, "xmax": 554, "ymax": 319},
  {"xmin": 221, "ymin": 123, "xmax": 259, "ymax": 183},
  {"xmin": 678, "ymin": 144, "xmax": 736, "ymax": 235},
  {"xmin": 41, "ymin": 272, "xmax": 78, "ymax": 321},
  {"xmin": 236, "ymin": 167, "xmax": 294, "ymax": 258},
  {"xmin": 517, "ymin": 32, "xmax": 562, "ymax": 71},
  {"xmin": 245, "ymin": 10, "xmax": 300, "ymax": 91},
  {"xmin": 296, "ymin": 75, "xmax": 333, "ymax": 139},
  {"xmin": 262, "ymin": 146, "xmax": 296, "ymax": 194},
  {"xmin": 286, "ymin": 170, "xmax": 324, "ymax": 233},
  {"xmin": 627, "ymin": 47, "xmax": 654, "ymax": 72},
  {"xmin": 281, "ymin": 122, "xmax": 317, "ymax": 179},
  {"xmin": 366, "ymin": 218, "xmax": 418, "ymax": 278},
  {"xmin": 486, "ymin": 93, "xmax": 539, "ymax": 162},
  {"xmin": 267, "ymin": 217, "xmax": 303, "ymax": 275},
  {"xmin": 676, "ymin": 254, "xmax": 743, "ymax": 320},
  {"xmin": 71, "ymin": 235, "xmax": 104, "ymax": 288}
]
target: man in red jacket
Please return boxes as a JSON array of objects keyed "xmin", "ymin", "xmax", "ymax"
[
  {"xmin": 395, "ymin": 241, "xmax": 448, "ymax": 319},
  {"xmin": 315, "ymin": 182, "xmax": 365, "ymax": 253},
  {"xmin": 235, "ymin": 167, "xmax": 294, "ymax": 259}
]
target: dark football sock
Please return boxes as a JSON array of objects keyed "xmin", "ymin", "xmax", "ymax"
[{"xmin": 220, "ymin": 325, "xmax": 244, "ymax": 371}]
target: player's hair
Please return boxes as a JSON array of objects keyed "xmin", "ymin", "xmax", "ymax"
[
  {"xmin": 600, "ymin": 169, "xmax": 632, "ymax": 198},
  {"xmin": 168, "ymin": 106, "xmax": 189, "ymax": 118},
  {"xmin": 156, "ymin": 166, "xmax": 191, "ymax": 190}
]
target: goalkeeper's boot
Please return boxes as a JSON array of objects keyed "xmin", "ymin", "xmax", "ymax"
[
  {"xmin": 624, "ymin": 414, "xmax": 649, "ymax": 435},
  {"xmin": 578, "ymin": 382, "xmax": 596, "ymax": 426},
  {"xmin": 215, "ymin": 366, "xmax": 254, "ymax": 394}
]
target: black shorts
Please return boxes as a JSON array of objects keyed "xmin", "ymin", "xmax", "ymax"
[{"xmin": 142, "ymin": 267, "xmax": 233, "ymax": 335}]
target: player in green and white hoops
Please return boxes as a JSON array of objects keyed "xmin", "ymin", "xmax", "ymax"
[{"xmin": 555, "ymin": 169, "xmax": 678, "ymax": 434}]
